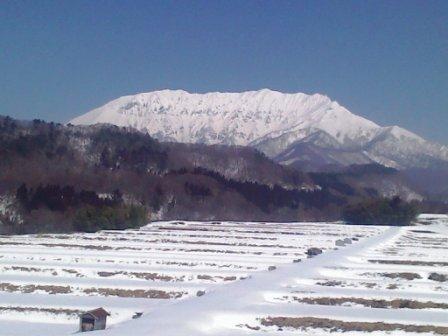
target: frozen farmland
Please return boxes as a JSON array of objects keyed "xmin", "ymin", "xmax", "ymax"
[{"xmin": 0, "ymin": 215, "xmax": 447, "ymax": 335}]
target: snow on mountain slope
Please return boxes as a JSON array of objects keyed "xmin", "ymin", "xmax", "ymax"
[{"xmin": 70, "ymin": 89, "xmax": 448, "ymax": 169}]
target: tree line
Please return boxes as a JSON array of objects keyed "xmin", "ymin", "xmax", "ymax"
[
  {"xmin": 343, "ymin": 196, "xmax": 418, "ymax": 226},
  {"xmin": 10, "ymin": 183, "xmax": 147, "ymax": 233}
]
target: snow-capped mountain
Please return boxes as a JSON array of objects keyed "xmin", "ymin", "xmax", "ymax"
[{"xmin": 70, "ymin": 89, "xmax": 448, "ymax": 169}]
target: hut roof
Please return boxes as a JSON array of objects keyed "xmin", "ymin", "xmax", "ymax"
[{"xmin": 82, "ymin": 308, "xmax": 110, "ymax": 319}]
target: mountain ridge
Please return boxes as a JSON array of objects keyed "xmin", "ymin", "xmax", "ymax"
[{"xmin": 70, "ymin": 89, "xmax": 448, "ymax": 170}]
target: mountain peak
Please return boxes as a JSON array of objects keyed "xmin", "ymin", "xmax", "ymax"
[{"xmin": 70, "ymin": 89, "xmax": 448, "ymax": 169}]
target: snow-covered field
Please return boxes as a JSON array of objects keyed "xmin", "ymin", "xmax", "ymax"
[{"xmin": 0, "ymin": 215, "xmax": 447, "ymax": 335}]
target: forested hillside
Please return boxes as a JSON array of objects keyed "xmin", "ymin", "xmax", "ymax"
[{"xmin": 0, "ymin": 116, "xmax": 442, "ymax": 234}]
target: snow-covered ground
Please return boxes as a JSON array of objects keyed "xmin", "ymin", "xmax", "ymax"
[{"xmin": 0, "ymin": 215, "xmax": 446, "ymax": 335}]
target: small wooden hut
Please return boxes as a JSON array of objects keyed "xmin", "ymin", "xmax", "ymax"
[{"xmin": 79, "ymin": 308, "xmax": 110, "ymax": 332}]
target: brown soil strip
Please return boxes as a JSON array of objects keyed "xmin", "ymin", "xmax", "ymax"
[
  {"xmin": 3, "ymin": 266, "xmax": 83, "ymax": 277},
  {"xmin": 197, "ymin": 275, "xmax": 237, "ymax": 282},
  {"xmin": 1, "ymin": 240, "xmax": 269, "ymax": 255},
  {"xmin": 0, "ymin": 282, "xmax": 185, "ymax": 299},
  {"xmin": 289, "ymin": 296, "xmax": 448, "ymax": 309},
  {"xmin": 315, "ymin": 280, "xmax": 344, "ymax": 287},
  {"xmin": 97, "ymin": 271, "xmax": 177, "ymax": 281},
  {"xmin": 0, "ymin": 283, "xmax": 72, "ymax": 294},
  {"xmin": 95, "ymin": 271, "xmax": 238, "ymax": 283},
  {"xmin": 158, "ymin": 239, "xmax": 296, "ymax": 249},
  {"xmin": 0, "ymin": 306, "xmax": 82, "ymax": 316},
  {"xmin": 105, "ymin": 231, "xmax": 278, "ymax": 241},
  {"xmin": 157, "ymin": 226, "xmax": 307, "ymax": 236},
  {"xmin": 316, "ymin": 280, "xmax": 383, "ymax": 289},
  {"xmin": 83, "ymin": 287, "xmax": 185, "ymax": 299},
  {"xmin": 260, "ymin": 317, "xmax": 448, "ymax": 334},
  {"xmin": 0, "ymin": 241, "xmax": 114, "ymax": 250},
  {"xmin": 157, "ymin": 260, "xmax": 257, "ymax": 270},
  {"xmin": 0, "ymin": 242, "xmax": 25, "ymax": 246},
  {"xmin": 395, "ymin": 244, "xmax": 448, "ymax": 250},
  {"xmin": 161, "ymin": 247, "xmax": 264, "ymax": 255},
  {"xmin": 376, "ymin": 272, "xmax": 422, "ymax": 280},
  {"xmin": 369, "ymin": 259, "xmax": 448, "ymax": 267},
  {"xmin": 4, "ymin": 266, "xmax": 52, "ymax": 273},
  {"xmin": 62, "ymin": 269, "xmax": 84, "ymax": 277}
]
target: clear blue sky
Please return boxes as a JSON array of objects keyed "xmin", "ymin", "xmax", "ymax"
[{"xmin": 1, "ymin": 0, "xmax": 447, "ymax": 144}]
